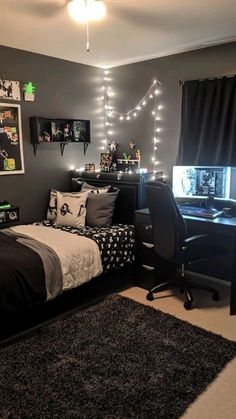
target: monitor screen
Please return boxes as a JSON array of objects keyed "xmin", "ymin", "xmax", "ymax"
[{"xmin": 172, "ymin": 166, "xmax": 232, "ymax": 200}]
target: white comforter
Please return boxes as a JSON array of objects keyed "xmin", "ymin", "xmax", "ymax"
[{"xmin": 11, "ymin": 225, "xmax": 103, "ymax": 291}]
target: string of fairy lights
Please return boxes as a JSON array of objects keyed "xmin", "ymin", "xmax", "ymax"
[{"xmin": 100, "ymin": 70, "xmax": 163, "ymax": 175}]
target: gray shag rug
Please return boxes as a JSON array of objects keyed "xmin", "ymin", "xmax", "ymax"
[{"xmin": 1, "ymin": 295, "xmax": 236, "ymax": 419}]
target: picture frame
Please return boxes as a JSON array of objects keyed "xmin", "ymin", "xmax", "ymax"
[
  {"xmin": 0, "ymin": 103, "xmax": 25, "ymax": 175},
  {"xmin": 0, "ymin": 80, "xmax": 21, "ymax": 101},
  {"xmin": 100, "ymin": 152, "xmax": 113, "ymax": 172},
  {"xmin": 85, "ymin": 163, "xmax": 95, "ymax": 172}
]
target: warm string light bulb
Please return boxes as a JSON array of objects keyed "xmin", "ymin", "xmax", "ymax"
[{"xmin": 102, "ymin": 70, "xmax": 114, "ymax": 152}]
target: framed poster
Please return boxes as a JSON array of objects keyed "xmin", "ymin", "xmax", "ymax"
[
  {"xmin": 100, "ymin": 152, "xmax": 112, "ymax": 171},
  {"xmin": 0, "ymin": 103, "xmax": 25, "ymax": 175},
  {"xmin": 0, "ymin": 80, "xmax": 21, "ymax": 100}
]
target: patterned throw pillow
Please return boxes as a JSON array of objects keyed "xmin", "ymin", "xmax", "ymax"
[
  {"xmin": 46, "ymin": 190, "xmax": 83, "ymax": 221},
  {"xmin": 46, "ymin": 189, "xmax": 57, "ymax": 221},
  {"xmin": 56, "ymin": 191, "xmax": 89, "ymax": 228}
]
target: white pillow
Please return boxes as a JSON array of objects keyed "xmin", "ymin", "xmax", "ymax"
[
  {"xmin": 46, "ymin": 189, "xmax": 84, "ymax": 221},
  {"xmin": 47, "ymin": 189, "xmax": 57, "ymax": 221},
  {"xmin": 56, "ymin": 191, "xmax": 89, "ymax": 228}
]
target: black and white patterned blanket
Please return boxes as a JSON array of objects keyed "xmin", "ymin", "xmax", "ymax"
[{"xmin": 34, "ymin": 221, "xmax": 135, "ymax": 272}]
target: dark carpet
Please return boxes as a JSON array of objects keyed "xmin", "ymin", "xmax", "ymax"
[{"xmin": 1, "ymin": 295, "xmax": 236, "ymax": 419}]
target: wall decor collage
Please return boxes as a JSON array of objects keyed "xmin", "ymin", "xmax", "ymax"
[
  {"xmin": 0, "ymin": 103, "xmax": 24, "ymax": 175},
  {"xmin": 0, "ymin": 79, "xmax": 35, "ymax": 175}
]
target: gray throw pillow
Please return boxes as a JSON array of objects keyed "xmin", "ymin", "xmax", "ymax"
[
  {"xmin": 86, "ymin": 189, "xmax": 119, "ymax": 227},
  {"xmin": 81, "ymin": 181, "xmax": 111, "ymax": 194},
  {"xmin": 72, "ymin": 179, "xmax": 111, "ymax": 194}
]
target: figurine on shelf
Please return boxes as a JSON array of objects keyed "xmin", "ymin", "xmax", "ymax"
[
  {"xmin": 129, "ymin": 140, "xmax": 136, "ymax": 150},
  {"xmin": 63, "ymin": 124, "xmax": 73, "ymax": 142},
  {"xmin": 109, "ymin": 141, "xmax": 119, "ymax": 153},
  {"xmin": 123, "ymin": 152, "xmax": 131, "ymax": 160},
  {"xmin": 136, "ymin": 149, "xmax": 141, "ymax": 161},
  {"xmin": 52, "ymin": 125, "xmax": 64, "ymax": 142},
  {"xmin": 41, "ymin": 131, "xmax": 51, "ymax": 142}
]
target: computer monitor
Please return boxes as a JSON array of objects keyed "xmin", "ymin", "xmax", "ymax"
[{"xmin": 172, "ymin": 166, "xmax": 234, "ymax": 200}]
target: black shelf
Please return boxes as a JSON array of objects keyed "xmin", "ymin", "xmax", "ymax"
[
  {"xmin": 32, "ymin": 141, "xmax": 91, "ymax": 156},
  {"xmin": 30, "ymin": 116, "xmax": 91, "ymax": 156}
]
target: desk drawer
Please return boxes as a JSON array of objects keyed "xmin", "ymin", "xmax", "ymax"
[
  {"xmin": 136, "ymin": 244, "xmax": 156, "ymax": 268},
  {"xmin": 136, "ymin": 223, "xmax": 153, "ymax": 244}
]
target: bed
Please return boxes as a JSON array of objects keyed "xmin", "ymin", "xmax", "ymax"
[
  {"xmin": 0, "ymin": 222, "xmax": 134, "ymax": 313},
  {"xmin": 0, "ymin": 179, "xmax": 135, "ymax": 316}
]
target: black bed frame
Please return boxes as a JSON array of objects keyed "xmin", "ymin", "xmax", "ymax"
[{"xmin": 1, "ymin": 266, "xmax": 134, "ymax": 345}]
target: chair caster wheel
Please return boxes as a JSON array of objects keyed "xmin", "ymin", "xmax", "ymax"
[
  {"xmin": 184, "ymin": 301, "xmax": 192, "ymax": 310},
  {"xmin": 212, "ymin": 291, "xmax": 220, "ymax": 301},
  {"xmin": 146, "ymin": 293, "xmax": 154, "ymax": 301}
]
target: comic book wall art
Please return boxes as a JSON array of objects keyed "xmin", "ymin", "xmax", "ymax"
[
  {"xmin": 0, "ymin": 103, "xmax": 25, "ymax": 175},
  {"xmin": 0, "ymin": 80, "xmax": 21, "ymax": 101}
]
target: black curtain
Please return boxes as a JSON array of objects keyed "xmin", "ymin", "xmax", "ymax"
[{"xmin": 177, "ymin": 76, "xmax": 236, "ymax": 165}]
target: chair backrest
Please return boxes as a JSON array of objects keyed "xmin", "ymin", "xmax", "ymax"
[{"xmin": 145, "ymin": 181, "xmax": 188, "ymax": 261}]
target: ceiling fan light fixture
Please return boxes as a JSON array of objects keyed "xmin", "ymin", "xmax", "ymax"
[{"xmin": 68, "ymin": 0, "xmax": 106, "ymax": 24}]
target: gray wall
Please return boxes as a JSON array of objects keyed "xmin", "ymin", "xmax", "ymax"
[
  {"xmin": 108, "ymin": 42, "xmax": 236, "ymax": 182},
  {"xmin": 0, "ymin": 45, "xmax": 103, "ymax": 223},
  {"xmin": 1, "ymin": 42, "xmax": 236, "ymax": 222}
]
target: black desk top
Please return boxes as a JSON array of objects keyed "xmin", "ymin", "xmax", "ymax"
[{"xmin": 135, "ymin": 208, "xmax": 236, "ymax": 228}]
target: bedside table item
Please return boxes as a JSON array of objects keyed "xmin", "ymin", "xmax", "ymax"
[
  {"xmin": 0, "ymin": 206, "xmax": 19, "ymax": 226},
  {"xmin": 0, "ymin": 200, "xmax": 11, "ymax": 209}
]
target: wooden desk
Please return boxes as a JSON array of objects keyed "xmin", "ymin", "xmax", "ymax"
[{"xmin": 135, "ymin": 208, "xmax": 236, "ymax": 315}]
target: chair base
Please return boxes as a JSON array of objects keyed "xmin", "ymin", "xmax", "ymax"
[{"xmin": 146, "ymin": 278, "xmax": 219, "ymax": 310}]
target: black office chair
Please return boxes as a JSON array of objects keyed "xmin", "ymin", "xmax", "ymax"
[{"xmin": 145, "ymin": 181, "xmax": 227, "ymax": 310}]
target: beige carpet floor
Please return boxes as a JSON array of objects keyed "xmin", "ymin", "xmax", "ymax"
[{"xmin": 120, "ymin": 278, "xmax": 236, "ymax": 419}]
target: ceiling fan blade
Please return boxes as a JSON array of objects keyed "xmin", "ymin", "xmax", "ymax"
[
  {"xmin": 109, "ymin": 5, "xmax": 197, "ymax": 32},
  {"xmin": 110, "ymin": 7, "xmax": 161, "ymax": 29},
  {"xmin": 13, "ymin": 0, "xmax": 67, "ymax": 18}
]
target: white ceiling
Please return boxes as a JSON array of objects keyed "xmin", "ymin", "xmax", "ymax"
[{"xmin": 1, "ymin": 0, "xmax": 236, "ymax": 68}]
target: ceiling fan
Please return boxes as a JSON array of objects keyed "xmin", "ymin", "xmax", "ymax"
[
  {"xmin": 68, "ymin": 0, "xmax": 107, "ymax": 24},
  {"xmin": 13, "ymin": 0, "xmax": 154, "ymax": 52},
  {"xmin": 67, "ymin": 0, "xmax": 141, "ymax": 52}
]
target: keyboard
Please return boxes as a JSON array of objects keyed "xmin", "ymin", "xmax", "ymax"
[{"xmin": 178, "ymin": 205, "xmax": 223, "ymax": 219}]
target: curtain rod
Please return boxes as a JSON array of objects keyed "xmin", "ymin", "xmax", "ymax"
[{"xmin": 179, "ymin": 74, "xmax": 236, "ymax": 86}]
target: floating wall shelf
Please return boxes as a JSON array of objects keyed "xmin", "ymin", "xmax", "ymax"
[{"xmin": 30, "ymin": 116, "xmax": 91, "ymax": 156}]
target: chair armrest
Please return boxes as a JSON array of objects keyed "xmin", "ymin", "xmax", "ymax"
[
  {"xmin": 184, "ymin": 233, "xmax": 228, "ymax": 262},
  {"xmin": 184, "ymin": 234, "xmax": 210, "ymax": 244}
]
